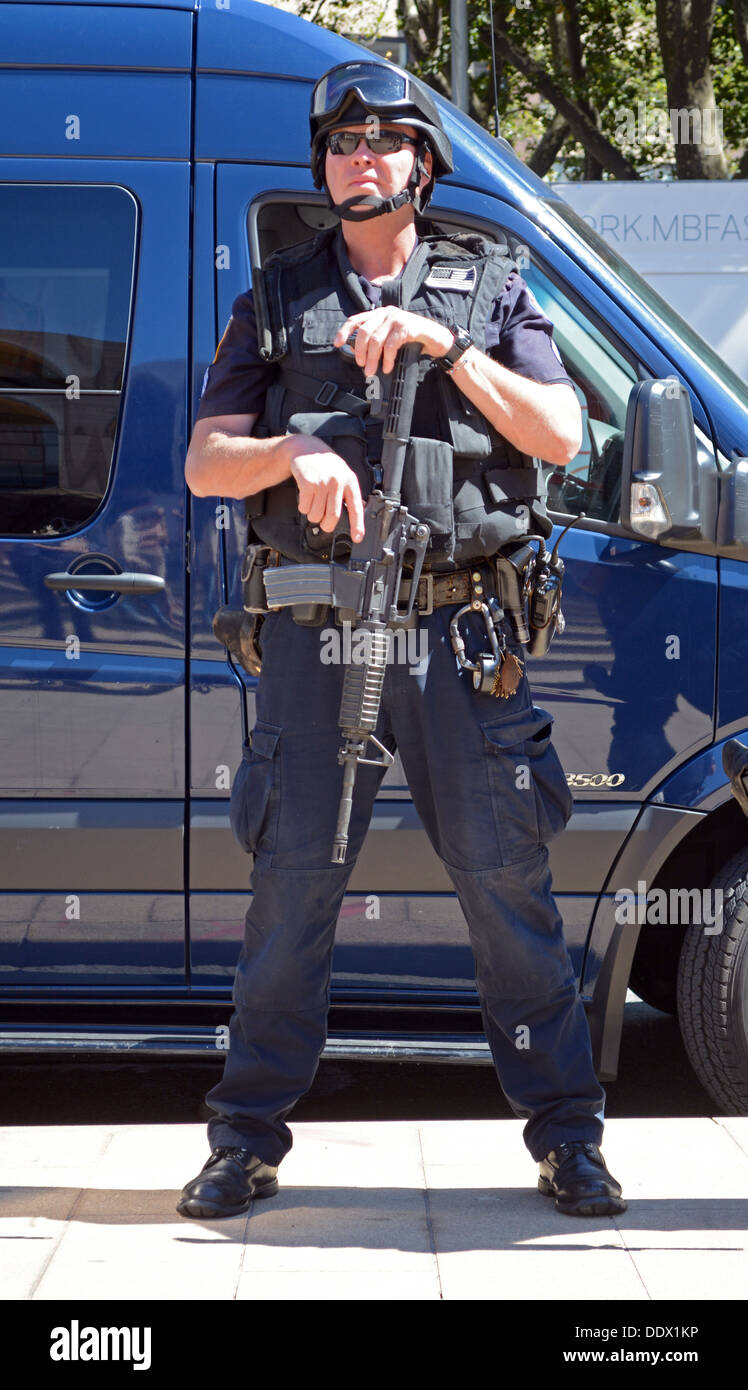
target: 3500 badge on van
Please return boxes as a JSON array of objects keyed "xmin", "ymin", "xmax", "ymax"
[{"xmin": 566, "ymin": 772, "xmax": 626, "ymax": 788}]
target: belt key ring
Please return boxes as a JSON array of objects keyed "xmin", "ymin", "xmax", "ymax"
[{"xmin": 449, "ymin": 596, "xmax": 505, "ymax": 694}]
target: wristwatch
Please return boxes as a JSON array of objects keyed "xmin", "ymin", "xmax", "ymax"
[{"xmin": 435, "ymin": 324, "xmax": 474, "ymax": 373}]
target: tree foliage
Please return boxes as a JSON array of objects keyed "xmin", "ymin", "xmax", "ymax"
[{"xmin": 289, "ymin": 0, "xmax": 747, "ymax": 178}]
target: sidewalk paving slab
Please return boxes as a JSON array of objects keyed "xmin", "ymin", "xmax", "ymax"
[{"xmin": 0, "ymin": 1117, "xmax": 746, "ymax": 1301}]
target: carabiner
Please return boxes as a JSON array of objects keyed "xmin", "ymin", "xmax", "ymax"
[{"xmin": 449, "ymin": 600, "xmax": 505, "ymax": 692}]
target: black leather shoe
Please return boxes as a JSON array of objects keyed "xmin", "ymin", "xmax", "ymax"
[
  {"xmin": 538, "ymin": 1141, "xmax": 627, "ymax": 1217},
  {"xmin": 176, "ymin": 1147, "xmax": 279, "ymax": 1220}
]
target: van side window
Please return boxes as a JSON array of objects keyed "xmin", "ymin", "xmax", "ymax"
[
  {"xmin": 521, "ymin": 264, "xmax": 637, "ymax": 525},
  {"xmin": 0, "ymin": 185, "xmax": 136, "ymax": 537}
]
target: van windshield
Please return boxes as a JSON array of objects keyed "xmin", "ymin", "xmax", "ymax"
[{"xmin": 541, "ymin": 197, "xmax": 748, "ymax": 420}]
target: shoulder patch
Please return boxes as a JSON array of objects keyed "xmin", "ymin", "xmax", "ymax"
[
  {"xmin": 423, "ymin": 265, "xmax": 477, "ymax": 291},
  {"xmin": 211, "ymin": 317, "xmax": 233, "ymax": 364}
]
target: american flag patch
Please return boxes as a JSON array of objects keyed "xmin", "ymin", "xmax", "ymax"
[{"xmin": 423, "ymin": 265, "xmax": 477, "ymax": 291}]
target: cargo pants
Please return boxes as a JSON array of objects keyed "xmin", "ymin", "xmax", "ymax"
[{"xmin": 206, "ymin": 601, "xmax": 606, "ymax": 1166}]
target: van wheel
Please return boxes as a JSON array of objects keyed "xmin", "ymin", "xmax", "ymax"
[{"xmin": 677, "ymin": 848, "xmax": 748, "ymax": 1114}]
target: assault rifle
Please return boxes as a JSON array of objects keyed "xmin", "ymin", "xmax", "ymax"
[{"xmin": 262, "ymin": 340, "xmax": 429, "ymax": 864}]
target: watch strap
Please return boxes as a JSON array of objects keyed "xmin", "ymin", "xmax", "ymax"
[{"xmin": 436, "ymin": 324, "xmax": 474, "ymax": 372}]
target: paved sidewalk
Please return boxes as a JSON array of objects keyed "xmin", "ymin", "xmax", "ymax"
[{"xmin": 1, "ymin": 1117, "xmax": 747, "ymax": 1300}]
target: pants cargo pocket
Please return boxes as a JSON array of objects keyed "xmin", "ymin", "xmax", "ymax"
[
  {"xmin": 481, "ymin": 704, "xmax": 573, "ymax": 863},
  {"xmin": 229, "ymin": 720, "xmax": 282, "ymax": 856}
]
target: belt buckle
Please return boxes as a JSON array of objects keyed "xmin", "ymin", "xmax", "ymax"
[
  {"xmin": 416, "ymin": 572, "xmax": 434, "ymax": 616},
  {"xmin": 315, "ymin": 381, "xmax": 337, "ymax": 407}
]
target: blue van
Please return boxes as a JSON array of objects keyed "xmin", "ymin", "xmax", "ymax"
[{"xmin": 1, "ymin": 0, "xmax": 747, "ymax": 1113}]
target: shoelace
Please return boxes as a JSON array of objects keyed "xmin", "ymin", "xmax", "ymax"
[
  {"xmin": 208, "ymin": 1146, "xmax": 252, "ymax": 1167},
  {"xmin": 556, "ymin": 1141, "xmax": 601, "ymax": 1160}
]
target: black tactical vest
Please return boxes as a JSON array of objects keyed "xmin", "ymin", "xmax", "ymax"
[{"xmin": 248, "ymin": 225, "xmax": 553, "ymax": 570}]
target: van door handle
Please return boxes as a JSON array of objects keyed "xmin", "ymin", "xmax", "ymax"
[{"xmin": 44, "ymin": 571, "xmax": 166, "ymax": 594}]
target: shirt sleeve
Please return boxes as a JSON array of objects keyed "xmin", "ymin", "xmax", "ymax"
[
  {"xmin": 195, "ymin": 289, "xmax": 277, "ymax": 421},
  {"xmin": 484, "ymin": 271, "xmax": 575, "ymax": 388}
]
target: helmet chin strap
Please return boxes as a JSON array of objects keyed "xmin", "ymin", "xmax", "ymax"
[
  {"xmin": 326, "ymin": 143, "xmax": 433, "ymax": 222},
  {"xmin": 330, "ymin": 189, "xmax": 411, "ymax": 222}
]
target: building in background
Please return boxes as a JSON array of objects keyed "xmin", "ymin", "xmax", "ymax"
[{"xmin": 556, "ymin": 181, "xmax": 748, "ymax": 382}]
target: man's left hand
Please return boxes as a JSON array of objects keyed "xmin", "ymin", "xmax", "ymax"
[{"xmin": 334, "ymin": 308, "xmax": 453, "ymax": 377}]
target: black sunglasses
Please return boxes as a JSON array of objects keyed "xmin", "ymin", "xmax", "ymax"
[{"xmin": 326, "ymin": 130, "xmax": 419, "ymax": 157}]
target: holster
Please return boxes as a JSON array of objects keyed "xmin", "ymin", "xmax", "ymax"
[
  {"xmin": 212, "ymin": 605, "xmax": 265, "ymax": 678},
  {"xmin": 241, "ymin": 541, "xmax": 274, "ymax": 613},
  {"xmin": 211, "ymin": 542, "xmax": 274, "ymax": 677},
  {"xmin": 493, "ymin": 541, "xmax": 535, "ymax": 645},
  {"xmin": 212, "ymin": 540, "xmax": 332, "ymax": 677},
  {"xmin": 493, "ymin": 537, "xmax": 567, "ymax": 655}
]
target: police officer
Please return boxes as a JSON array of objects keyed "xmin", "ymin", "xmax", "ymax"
[{"xmin": 178, "ymin": 60, "xmax": 626, "ymax": 1220}]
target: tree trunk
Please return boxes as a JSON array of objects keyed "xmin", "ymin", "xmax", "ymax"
[
  {"xmin": 655, "ymin": 0, "xmax": 729, "ymax": 177},
  {"xmin": 528, "ymin": 111, "xmax": 572, "ymax": 178},
  {"xmin": 398, "ymin": 0, "xmax": 450, "ymax": 96},
  {"xmin": 554, "ymin": 0, "xmax": 604, "ymax": 179}
]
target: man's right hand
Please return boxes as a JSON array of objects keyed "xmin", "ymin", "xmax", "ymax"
[
  {"xmin": 286, "ymin": 434, "xmax": 366, "ymax": 544},
  {"xmin": 184, "ymin": 415, "xmax": 366, "ymax": 543}
]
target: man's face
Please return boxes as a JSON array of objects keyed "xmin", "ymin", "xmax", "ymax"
[{"xmin": 323, "ymin": 121, "xmax": 432, "ymax": 210}]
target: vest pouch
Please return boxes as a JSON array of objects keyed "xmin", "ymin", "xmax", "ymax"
[
  {"xmin": 401, "ymin": 437, "xmax": 455, "ymax": 560},
  {"xmin": 229, "ymin": 721, "xmax": 282, "ymax": 856},
  {"xmin": 450, "ymin": 457, "xmax": 513, "ymax": 565},
  {"xmin": 483, "ymin": 464, "xmax": 553, "ymax": 545},
  {"xmin": 484, "ymin": 465, "xmax": 542, "ymax": 506},
  {"xmin": 286, "ymin": 412, "xmax": 369, "ymax": 490},
  {"xmin": 301, "ymin": 307, "xmax": 348, "ymax": 351},
  {"xmin": 286, "ymin": 411, "xmax": 372, "ymax": 557}
]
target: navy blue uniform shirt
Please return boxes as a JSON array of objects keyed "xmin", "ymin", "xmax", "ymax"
[{"xmin": 196, "ymin": 267, "xmax": 574, "ymax": 421}]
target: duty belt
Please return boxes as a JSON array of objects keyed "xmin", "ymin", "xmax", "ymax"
[
  {"xmin": 265, "ymin": 548, "xmax": 496, "ymax": 617},
  {"xmin": 397, "ymin": 564, "xmax": 496, "ymax": 616}
]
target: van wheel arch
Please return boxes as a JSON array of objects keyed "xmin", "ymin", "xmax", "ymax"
[
  {"xmin": 629, "ymin": 921, "xmax": 683, "ymax": 1014},
  {"xmin": 628, "ymin": 797, "xmax": 747, "ymax": 1017}
]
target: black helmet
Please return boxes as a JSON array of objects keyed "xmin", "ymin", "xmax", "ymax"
[{"xmin": 310, "ymin": 59, "xmax": 453, "ymax": 221}]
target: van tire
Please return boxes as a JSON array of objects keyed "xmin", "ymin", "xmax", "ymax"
[{"xmin": 676, "ymin": 848, "xmax": 748, "ymax": 1115}]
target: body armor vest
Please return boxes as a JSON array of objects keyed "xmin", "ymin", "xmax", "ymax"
[{"xmin": 248, "ymin": 226, "xmax": 553, "ymax": 570}]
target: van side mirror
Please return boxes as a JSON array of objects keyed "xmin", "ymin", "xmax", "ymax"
[{"xmin": 620, "ymin": 378, "xmax": 704, "ymax": 542}]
